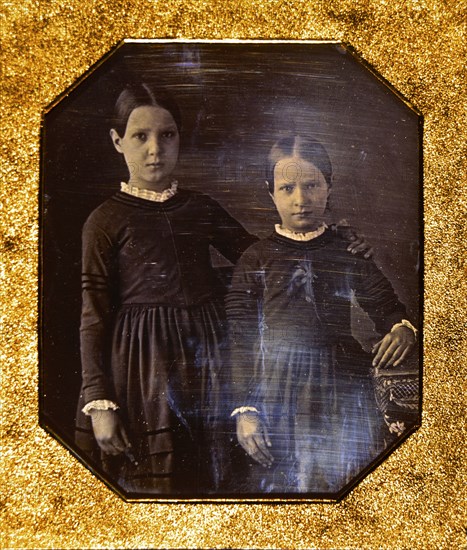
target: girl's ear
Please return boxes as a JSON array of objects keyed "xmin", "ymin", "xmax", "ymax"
[{"xmin": 110, "ymin": 129, "xmax": 124, "ymax": 153}]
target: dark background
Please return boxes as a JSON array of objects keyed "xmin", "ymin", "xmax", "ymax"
[{"xmin": 40, "ymin": 41, "xmax": 421, "ymax": 447}]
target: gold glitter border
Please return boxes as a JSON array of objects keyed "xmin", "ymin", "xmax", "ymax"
[{"xmin": 2, "ymin": 1, "xmax": 466, "ymax": 548}]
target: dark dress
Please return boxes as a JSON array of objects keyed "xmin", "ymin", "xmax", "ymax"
[
  {"xmin": 226, "ymin": 226, "xmax": 407, "ymax": 495},
  {"xmin": 75, "ymin": 188, "xmax": 257, "ymax": 495}
]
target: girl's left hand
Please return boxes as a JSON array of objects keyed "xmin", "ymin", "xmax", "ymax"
[
  {"xmin": 346, "ymin": 233, "xmax": 374, "ymax": 259},
  {"xmin": 372, "ymin": 325, "xmax": 416, "ymax": 368},
  {"xmin": 337, "ymin": 223, "xmax": 374, "ymax": 258}
]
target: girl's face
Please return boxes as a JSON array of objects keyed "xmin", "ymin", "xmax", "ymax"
[
  {"xmin": 110, "ymin": 105, "xmax": 180, "ymax": 191},
  {"xmin": 271, "ymin": 155, "xmax": 330, "ymax": 233}
]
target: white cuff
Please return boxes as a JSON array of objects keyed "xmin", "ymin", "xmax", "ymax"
[
  {"xmin": 82, "ymin": 399, "xmax": 119, "ymax": 416},
  {"xmin": 391, "ymin": 319, "xmax": 418, "ymax": 341},
  {"xmin": 231, "ymin": 406, "xmax": 260, "ymax": 417}
]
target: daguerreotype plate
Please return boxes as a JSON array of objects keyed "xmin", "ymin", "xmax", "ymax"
[{"xmin": 40, "ymin": 40, "xmax": 422, "ymax": 502}]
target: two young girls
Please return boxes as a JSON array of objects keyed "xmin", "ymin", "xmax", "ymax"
[
  {"xmin": 74, "ymin": 82, "xmax": 378, "ymax": 496},
  {"xmin": 227, "ymin": 135, "xmax": 416, "ymax": 494}
]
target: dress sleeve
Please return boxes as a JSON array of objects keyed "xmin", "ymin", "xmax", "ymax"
[
  {"xmin": 225, "ymin": 247, "xmax": 264, "ymax": 409},
  {"xmin": 79, "ymin": 215, "xmax": 118, "ymax": 404},
  {"xmin": 206, "ymin": 196, "xmax": 258, "ymax": 263},
  {"xmin": 352, "ymin": 255, "xmax": 410, "ymax": 336}
]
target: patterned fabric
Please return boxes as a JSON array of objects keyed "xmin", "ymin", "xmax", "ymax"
[{"xmin": 372, "ymin": 362, "xmax": 419, "ymax": 436}]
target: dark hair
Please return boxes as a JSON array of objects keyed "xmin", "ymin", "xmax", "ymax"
[
  {"xmin": 266, "ymin": 135, "xmax": 333, "ymax": 194},
  {"xmin": 112, "ymin": 82, "xmax": 182, "ymax": 136}
]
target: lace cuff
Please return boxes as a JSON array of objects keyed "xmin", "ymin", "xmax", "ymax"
[
  {"xmin": 391, "ymin": 319, "xmax": 418, "ymax": 341},
  {"xmin": 231, "ymin": 406, "xmax": 260, "ymax": 417},
  {"xmin": 82, "ymin": 399, "xmax": 119, "ymax": 416}
]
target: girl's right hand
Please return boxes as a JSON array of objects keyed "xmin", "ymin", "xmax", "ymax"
[
  {"xmin": 90, "ymin": 409, "xmax": 131, "ymax": 456},
  {"xmin": 236, "ymin": 412, "xmax": 274, "ymax": 468}
]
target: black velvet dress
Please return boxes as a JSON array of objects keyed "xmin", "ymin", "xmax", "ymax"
[
  {"xmin": 226, "ymin": 226, "xmax": 407, "ymax": 495},
  {"xmin": 75, "ymin": 188, "xmax": 256, "ymax": 495}
]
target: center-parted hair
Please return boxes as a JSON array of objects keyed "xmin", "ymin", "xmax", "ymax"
[
  {"xmin": 112, "ymin": 82, "xmax": 182, "ymax": 136},
  {"xmin": 266, "ymin": 135, "xmax": 333, "ymax": 194}
]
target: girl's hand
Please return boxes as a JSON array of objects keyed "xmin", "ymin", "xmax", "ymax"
[
  {"xmin": 346, "ymin": 233, "xmax": 374, "ymax": 259},
  {"xmin": 236, "ymin": 412, "xmax": 274, "ymax": 468},
  {"xmin": 337, "ymin": 222, "xmax": 374, "ymax": 258},
  {"xmin": 90, "ymin": 409, "xmax": 131, "ymax": 456},
  {"xmin": 372, "ymin": 325, "xmax": 416, "ymax": 368}
]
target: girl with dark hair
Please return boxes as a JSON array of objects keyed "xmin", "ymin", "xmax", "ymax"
[
  {"xmin": 227, "ymin": 135, "xmax": 417, "ymax": 495},
  {"xmin": 74, "ymin": 82, "xmax": 258, "ymax": 495}
]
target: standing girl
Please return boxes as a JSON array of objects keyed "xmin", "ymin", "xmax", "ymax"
[
  {"xmin": 74, "ymin": 82, "xmax": 257, "ymax": 494},
  {"xmin": 227, "ymin": 135, "xmax": 417, "ymax": 495}
]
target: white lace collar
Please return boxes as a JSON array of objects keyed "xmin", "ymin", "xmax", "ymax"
[
  {"xmin": 275, "ymin": 223, "xmax": 327, "ymax": 241},
  {"xmin": 120, "ymin": 181, "xmax": 178, "ymax": 202}
]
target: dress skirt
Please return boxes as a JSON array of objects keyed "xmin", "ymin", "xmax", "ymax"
[
  {"xmin": 75, "ymin": 298, "xmax": 230, "ymax": 495},
  {"xmin": 241, "ymin": 337, "xmax": 387, "ymax": 495}
]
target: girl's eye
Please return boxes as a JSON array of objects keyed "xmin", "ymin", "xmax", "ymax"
[
  {"xmin": 280, "ymin": 185, "xmax": 294, "ymax": 193},
  {"xmin": 162, "ymin": 130, "xmax": 176, "ymax": 139},
  {"xmin": 134, "ymin": 132, "xmax": 147, "ymax": 142},
  {"xmin": 306, "ymin": 183, "xmax": 318, "ymax": 189}
]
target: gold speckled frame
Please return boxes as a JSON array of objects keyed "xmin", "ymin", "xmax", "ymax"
[
  {"xmin": 2, "ymin": 2, "xmax": 466, "ymax": 548},
  {"xmin": 39, "ymin": 38, "xmax": 422, "ymax": 503}
]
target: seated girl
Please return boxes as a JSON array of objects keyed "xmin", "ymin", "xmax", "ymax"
[{"xmin": 226, "ymin": 135, "xmax": 417, "ymax": 495}]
